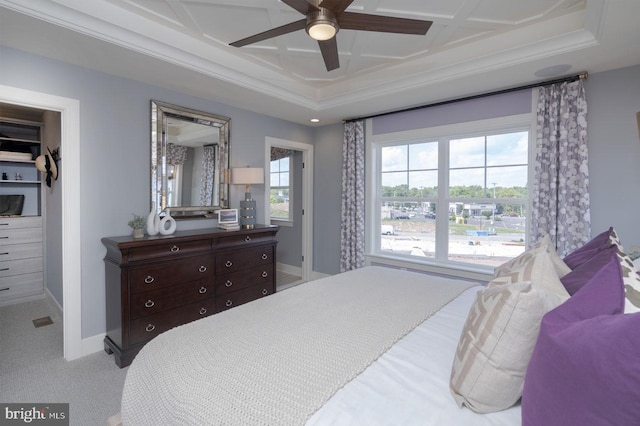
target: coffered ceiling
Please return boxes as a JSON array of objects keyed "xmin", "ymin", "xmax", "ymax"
[{"xmin": 0, "ymin": 0, "xmax": 639, "ymax": 125}]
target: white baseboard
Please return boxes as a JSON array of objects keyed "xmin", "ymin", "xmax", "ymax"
[
  {"xmin": 276, "ymin": 262, "xmax": 302, "ymax": 277},
  {"xmin": 81, "ymin": 332, "xmax": 107, "ymax": 357}
]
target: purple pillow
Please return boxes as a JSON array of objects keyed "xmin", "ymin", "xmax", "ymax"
[
  {"xmin": 563, "ymin": 227, "xmax": 615, "ymax": 269},
  {"xmin": 560, "ymin": 245, "xmax": 619, "ymax": 295},
  {"xmin": 522, "ymin": 250, "xmax": 640, "ymax": 426}
]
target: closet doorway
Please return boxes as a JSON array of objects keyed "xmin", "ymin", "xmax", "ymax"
[{"xmin": 265, "ymin": 137, "xmax": 313, "ymax": 288}]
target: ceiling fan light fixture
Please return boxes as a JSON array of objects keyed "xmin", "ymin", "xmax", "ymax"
[{"xmin": 306, "ymin": 9, "xmax": 339, "ymax": 41}]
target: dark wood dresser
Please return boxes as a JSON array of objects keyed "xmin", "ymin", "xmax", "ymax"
[{"xmin": 101, "ymin": 225, "xmax": 278, "ymax": 367}]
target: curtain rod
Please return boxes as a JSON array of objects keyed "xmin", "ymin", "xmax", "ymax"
[{"xmin": 344, "ymin": 71, "xmax": 588, "ymax": 123}]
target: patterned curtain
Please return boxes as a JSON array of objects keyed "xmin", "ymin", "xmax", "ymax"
[
  {"xmin": 531, "ymin": 79, "xmax": 590, "ymax": 256},
  {"xmin": 166, "ymin": 143, "xmax": 187, "ymax": 165},
  {"xmin": 200, "ymin": 145, "xmax": 216, "ymax": 205},
  {"xmin": 271, "ymin": 147, "xmax": 294, "ymax": 161},
  {"xmin": 340, "ymin": 120, "xmax": 366, "ymax": 272}
]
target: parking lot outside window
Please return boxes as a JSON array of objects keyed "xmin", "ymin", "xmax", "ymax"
[{"xmin": 370, "ymin": 115, "xmax": 533, "ymax": 272}]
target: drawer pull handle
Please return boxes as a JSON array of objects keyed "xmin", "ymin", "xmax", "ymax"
[
  {"xmin": 0, "ymin": 252, "xmax": 9, "ymax": 255},
  {"xmin": 199, "ymin": 286, "xmax": 207, "ymax": 294},
  {"xmin": 262, "ymin": 288, "xmax": 268, "ymax": 296},
  {"xmin": 0, "ymin": 223, "xmax": 9, "ymax": 226},
  {"xmin": 245, "ymin": 236, "xmax": 251, "ymax": 242},
  {"xmin": 0, "ymin": 236, "xmax": 8, "ymax": 239},
  {"xmin": 0, "ymin": 287, "xmax": 9, "ymax": 292},
  {"xmin": 199, "ymin": 308, "xmax": 207, "ymax": 315},
  {"xmin": 261, "ymin": 253, "xmax": 268, "ymax": 260},
  {"xmin": 170, "ymin": 245, "xmax": 180, "ymax": 253},
  {"xmin": 225, "ymin": 300, "xmax": 233, "ymax": 307},
  {"xmin": 144, "ymin": 276, "xmax": 155, "ymax": 284},
  {"xmin": 145, "ymin": 324, "xmax": 155, "ymax": 333},
  {"xmin": 144, "ymin": 300, "xmax": 155, "ymax": 308},
  {"xmin": 225, "ymin": 260, "xmax": 233, "ymax": 268},
  {"xmin": 0, "ymin": 268, "xmax": 9, "ymax": 272},
  {"xmin": 225, "ymin": 280, "xmax": 233, "ymax": 287},
  {"xmin": 261, "ymin": 271, "xmax": 268, "ymax": 278},
  {"xmin": 198, "ymin": 265, "xmax": 207, "ymax": 273}
]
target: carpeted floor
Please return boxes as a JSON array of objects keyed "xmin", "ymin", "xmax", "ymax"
[{"xmin": 0, "ymin": 298, "xmax": 127, "ymax": 426}]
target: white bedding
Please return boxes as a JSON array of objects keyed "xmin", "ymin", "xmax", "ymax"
[
  {"xmin": 307, "ymin": 286, "xmax": 522, "ymax": 425},
  {"xmin": 120, "ymin": 267, "xmax": 522, "ymax": 425}
]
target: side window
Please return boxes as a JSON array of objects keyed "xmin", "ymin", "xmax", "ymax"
[{"xmin": 270, "ymin": 155, "xmax": 291, "ymax": 221}]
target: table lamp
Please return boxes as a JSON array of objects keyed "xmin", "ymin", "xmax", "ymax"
[{"xmin": 232, "ymin": 167, "xmax": 264, "ymax": 229}]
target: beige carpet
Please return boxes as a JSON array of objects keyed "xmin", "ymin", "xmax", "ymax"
[{"xmin": 0, "ymin": 298, "xmax": 127, "ymax": 426}]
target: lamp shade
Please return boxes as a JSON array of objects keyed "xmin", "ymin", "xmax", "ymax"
[{"xmin": 232, "ymin": 167, "xmax": 264, "ymax": 185}]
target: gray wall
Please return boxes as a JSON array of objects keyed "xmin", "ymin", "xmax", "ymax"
[
  {"xmin": 0, "ymin": 46, "xmax": 315, "ymax": 339},
  {"xmin": 585, "ymin": 65, "xmax": 640, "ymax": 247},
  {"xmin": 2, "ymin": 42, "xmax": 638, "ymax": 340}
]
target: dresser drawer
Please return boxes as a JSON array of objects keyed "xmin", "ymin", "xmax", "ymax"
[
  {"xmin": 0, "ymin": 271, "xmax": 44, "ymax": 302},
  {"xmin": 0, "ymin": 242, "xmax": 43, "ymax": 261},
  {"xmin": 0, "ymin": 216, "xmax": 42, "ymax": 230},
  {"xmin": 129, "ymin": 298, "xmax": 216, "ymax": 346},
  {"xmin": 216, "ymin": 265, "xmax": 274, "ymax": 295},
  {"xmin": 129, "ymin": 255, "xmax": 214, "ymax": 294},
  {"xmin": 0, "ymin": 257, "xmax": 43, "ymax": 278},
  {"xmin": 0, "ymin": 227, "xmax": 43, "ymax": 245},
  {"xmin": 126, "ymin": 239, "xmax": 211, "ymax": 262},
  {"xmin": 130, "ymin": 280, "xmax": 214, "ymax": 320},
  {"xmin": 216, "ymin": 284, "xmax": 274, "ymax": 313},
  {"xmin": 216, "ymin": 232, "xmax": 276, "ymax": 250},
  {"xmin": 216, "ymin": 245, "xmax": 274, "ymax": 274}
]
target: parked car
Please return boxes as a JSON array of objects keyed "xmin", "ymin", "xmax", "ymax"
[
  {"xmin": 393, "ymin": 213, "xmax": 410, "ymax": 220},
  {"xmin": 381, "ymin": 225, "xmax": 395, "ymax": 235},
  {"xmin": 424, "ymin": 212, "xmax": 436, "ymax": 219}
]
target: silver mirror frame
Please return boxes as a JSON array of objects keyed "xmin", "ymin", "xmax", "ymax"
[{"xmin": 151, "ymin": 100, "xmax": 230, "ymax": 219}]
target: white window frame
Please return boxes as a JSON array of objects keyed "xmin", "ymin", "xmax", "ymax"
[
  {"xmin": 269, "ymin": 155, "xmax": 293, "ymax": 225},
  {"xmin": 365, "ymin": 112, "xmax": 536, "ymax": 280}
]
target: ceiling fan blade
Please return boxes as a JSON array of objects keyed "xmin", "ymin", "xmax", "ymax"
[
  {"xmin": 318, "ymin": 38, "xmax": 339, "ymax": 71},
  {"xmin": 229, "ymin": 19, "xmax": 306, "ymax": 47},
  {"xmin": 338, "ymin": 12, "xmax": 432, "ymax": 35},
  {"xmin": 318, "ymin": 0, "xmax": 355, "ymax": 15},
  {"xmin": 282, "ymin": 0, "xmax": 320, "ymax": 15}
]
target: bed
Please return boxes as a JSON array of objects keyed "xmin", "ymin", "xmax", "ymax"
[
  {"xmin": 114, "ymin": 229, "xmax": 640, "ymax": 425},
  {"xmin": 115, "ymin": 266, "xmax": 521, "ymax": 425}
]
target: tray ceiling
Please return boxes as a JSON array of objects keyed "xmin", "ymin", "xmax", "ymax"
[{"xmin": 0, "ymin": 0, "xmax": 639, "ymax": 124}]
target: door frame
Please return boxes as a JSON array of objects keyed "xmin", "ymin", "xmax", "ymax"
[
  {"xmin": 264, "ymin": 137, "xmax": 314, "ymax": 281},
  {"xmin": 0, "ymin": 85, "xmax": 82, "ymax": 360}
]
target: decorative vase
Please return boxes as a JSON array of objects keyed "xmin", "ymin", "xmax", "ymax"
[
  {"xmin": 146, "ymin": 202, "xmax": 160, "ymax": 236},
  {"xmin": 159, "ymin": 209, "xmax": 177, "ymax": 235},
  {"xmin": 132, "ymin": 228, "xmax": 144, "ymax": 239}
]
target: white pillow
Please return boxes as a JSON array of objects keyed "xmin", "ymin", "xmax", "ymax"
[
  {"xmin": 450, "ymin": 249, "xmax": 569, "ymax": 413},
  {"xmin": 493, "ymin": 234, "xmax": 570, "ymax": 280}
]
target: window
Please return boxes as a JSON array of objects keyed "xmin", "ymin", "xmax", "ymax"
[
  {"xmin": 270, "ymin": 156, "xmax": 291, "ymax": 221},
  {"xmin": 370, "ymin": 116, "xmax": 532, "ymax": 272}
]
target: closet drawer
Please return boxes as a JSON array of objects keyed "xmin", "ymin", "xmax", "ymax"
[
  {"xmin": 216, "ymin": 232, "xmax": 276, "ymax": 250},
  {"xmin": 0, "ymin": 257, "xmax": 43, "ymax": 278},
  {"xmin": 0, "ymin": 271, "xmax": 44, "ymax": 302},
  {"xmin": 0, "ymin": 216, "xmax": 42, "ymax": 230},
  {"xmin": 0, "ymin": 242, "xmax": 43, "ymax": 261},
  {"xmin": 127, "ymin": 239, "xmax": 212, "ymax": 262},
  {"xmin": 0, "ymin": 227, "xmax": 43, "ymax": 244}
]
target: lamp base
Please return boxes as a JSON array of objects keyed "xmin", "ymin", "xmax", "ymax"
[{"xmin": 240, "ymin": 193, "xmax": 257, "ymax": 229}]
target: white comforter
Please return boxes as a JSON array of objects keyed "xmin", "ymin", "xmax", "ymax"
[{"xmin": 307, "ymin": 286, "xmax": 522, "ymax": 425}]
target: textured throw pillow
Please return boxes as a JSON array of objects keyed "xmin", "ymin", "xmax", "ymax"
[
  {"xmin": 489, "ymin": 242, "xmax": 570, "ymax": 300},
  {"xmin": 493, "ymin": 234, "xmax": 570, "ymax": 279},
  {"xmin": 562, "ymin": 226, "xmax": 617, "ymax": 270},
  {"xmin": 522, "ymin": 250, "xmax": 640, "ymax": 426},
  {"xmin": 612, "ymin": 242, "xmax": 640, "ymax": 313},
  {"xmin": 560, "ymin": 245, "xmax": 619, "ymax": 295},
  {"xmin": 450, "ymin": 250, "xmax": 569, "ymax": 413}
]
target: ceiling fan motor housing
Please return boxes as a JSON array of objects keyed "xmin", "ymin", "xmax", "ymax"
[{"xmin": 306, "ymin": 8, "xmax": 339, "ymax": 40}]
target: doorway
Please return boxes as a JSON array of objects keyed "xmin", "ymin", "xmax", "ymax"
[
  {"xmin": 0, "ymin": 85, "xmax": 82, "ymax": 361},
  {"xmin": 265, "ymin": 137, "xmax": 313, "ymax": 287}
]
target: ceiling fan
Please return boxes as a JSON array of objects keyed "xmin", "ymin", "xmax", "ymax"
[{"xmin": 229, "ymin": 0, "xmax": 433, "ymax": 72}]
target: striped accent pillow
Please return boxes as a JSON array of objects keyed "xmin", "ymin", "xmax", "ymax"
[{"xmin": 493, "ymin": 234, "xmax": 570, "ymax": 280}]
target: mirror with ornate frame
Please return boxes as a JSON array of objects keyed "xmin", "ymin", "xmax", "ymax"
[{"xmin": 151, "ymin": 100, "xmax": 230, "ymax": 219}]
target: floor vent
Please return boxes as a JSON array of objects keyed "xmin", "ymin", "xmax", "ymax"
[{"xmin": 32, "ymin": 316, "xmax": 54, "ymax": 328}]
